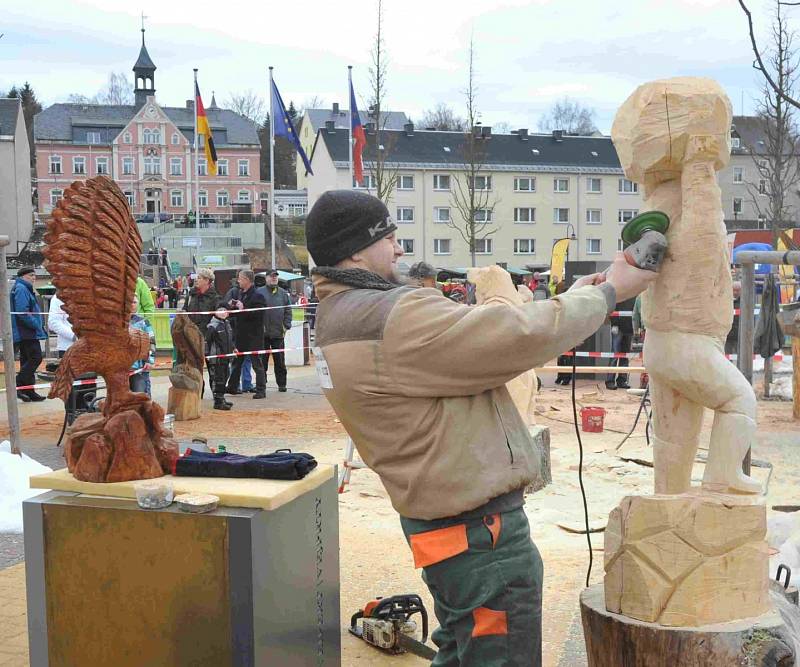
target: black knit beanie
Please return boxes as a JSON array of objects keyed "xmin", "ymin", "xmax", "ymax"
[{"xmin": 306, "ymin": 190, "xmax": 396, "ymax": 266}]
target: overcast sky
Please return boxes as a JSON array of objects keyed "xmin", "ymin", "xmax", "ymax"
[{"xmin": 0, "ymin": 0, "xmax": 787, "ymax": 133}]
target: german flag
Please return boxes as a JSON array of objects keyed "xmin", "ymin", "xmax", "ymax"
[{"xmin": 195, "ymin": 82, "xmax": 217, "ymax": 176}]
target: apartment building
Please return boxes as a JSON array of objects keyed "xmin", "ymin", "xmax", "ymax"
[
  {"xmin": 307, "ymin": 124, "xmax": 645, "ymax": 268},
  {"xmin": 295, "ymin": 104, "xmax": 408, "ymax": 189}
]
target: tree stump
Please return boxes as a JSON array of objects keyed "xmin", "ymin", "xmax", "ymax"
[
  {"xmin": 581, "ymin": 583, "xmax": 796, "ymax": 667},
  {"xmin": 167, "ymin": 386, "xmax": 201, "ymax": 421}
]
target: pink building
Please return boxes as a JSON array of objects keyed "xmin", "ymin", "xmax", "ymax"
[{"xmin": 34, "ymin": 29, "xmax": 264, "ymax": 219}]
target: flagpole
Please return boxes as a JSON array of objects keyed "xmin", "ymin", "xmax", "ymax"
[
  {"xmin": 269, "ymin": 66, "xmax": 276, "ymax": 272},
  {"xmin": 193, "ymin": 68, "xmax": 200, "ymax": 238},
  {"xmin": 348, "ymin": 65, "xmax": 354, "ymax": 189}
]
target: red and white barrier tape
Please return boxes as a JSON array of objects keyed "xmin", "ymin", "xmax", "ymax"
[
  {"xmin": 0, "ymin": 367, "xmax": 146, "ymax": 394},
  {"xmin": 10, "ymin": 304, "xmax": 318, "ymax": 317}
]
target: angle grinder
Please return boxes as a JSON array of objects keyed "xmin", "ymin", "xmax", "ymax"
[{"xmin": 615, "ymin": 210, "xmax": 670, "ymax": 272}]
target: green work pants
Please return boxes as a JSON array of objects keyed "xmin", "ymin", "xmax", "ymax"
[{"xmin": 401, "ymin": 506, "xmax": 543, "ymax": 666}]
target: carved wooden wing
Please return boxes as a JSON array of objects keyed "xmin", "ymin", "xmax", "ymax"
[{"xmin": 44, "ymin": 176, "xmax": 142, "ymax": 338}]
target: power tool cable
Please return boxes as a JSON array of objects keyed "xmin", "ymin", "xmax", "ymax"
[{"xmin": 571, "ymin": 347, "xmax": 593, "ymax": 588}]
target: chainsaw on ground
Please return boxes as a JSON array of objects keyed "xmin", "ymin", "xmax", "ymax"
[{"xmin": 349, "ymin": 594, "xmax": 437, "ymax": 660}]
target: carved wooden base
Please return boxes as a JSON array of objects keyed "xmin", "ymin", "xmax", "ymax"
[
  {"xmin": 604, "ymin": 493, "xmax": 769, "ymax": 626},
  {"xmin": 65, "ymin": 400, "xmax": 178, "ymax": 483},
  {"xmin": 581, "ymin": 583, "xmax": 794, "ymax": 667},
  {"xmin": 167, "ymin": 387, "xmax": 201, "ymax": 421}
]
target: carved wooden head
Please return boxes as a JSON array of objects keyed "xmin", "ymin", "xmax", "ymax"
[
  {"xmin": 611, "ymin": 77, "xmax": 732, "ymax": 192},
  {"xmin": 468, "ymin": 265, "xmax": 523, "ymax": 306}
]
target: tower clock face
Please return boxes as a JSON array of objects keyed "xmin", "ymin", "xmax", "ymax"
[{"xmin": 146, "ymin": 105, "xmax": 156, "ymax": 118}]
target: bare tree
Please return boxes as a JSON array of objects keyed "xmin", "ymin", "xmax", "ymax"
[
  {"xmin": 448, "ymin": 38, "xmax": 499, "ymax": 267},
  {"xmin": 417, "ymin": 103, "xmax": 466, "ymax": 131},
  {"xmin": 226, "ymin": 90, "xmax": 266, "ymax": 126},
  {"xmin": 67, "ymin": 93, "xmax": 96, "ymax": 104},
  {"xmin": 537, "ymin": 97, "xmax": 597, "ymax": 134},
  {"xmin": 492, "ymin": 121, "xmax": 513, "ymax": 134},
  {"xmin": 366, "ymin": 0, "xmax": 397, "ymax": 203},
  {"xmin": 299, "ymin": 95, "xmax": 326, "ymax": 114},
  {"xmin": 97, "ymin": 72, "xmax": 134, "ymax": 105},
  {"xmin": 742, "ymin": 1, "xmax": 800, "ymax": 245}
]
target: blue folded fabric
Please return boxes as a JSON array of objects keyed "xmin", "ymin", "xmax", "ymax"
[{"xmin": 175, "ymin": 449, "xmax": 317, "ymax": 480}]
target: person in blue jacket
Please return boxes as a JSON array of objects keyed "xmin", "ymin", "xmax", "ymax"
[{"xmin": 11, "ymin": 268, "xmax": 47, "ymax": 402}]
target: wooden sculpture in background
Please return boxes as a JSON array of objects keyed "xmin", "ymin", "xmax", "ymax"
[
  {"xmin": 45, "ymin": 176, "xmax": 178, "ymax": 482},
  {"xmin": 597, "ymin": 78, "xmax": 769, "ymax": 628},
  {"xmin": 167, "ymin": 315, "xmax": 205, "ymax": 420},
  {"xmin": 468, "ymin": 265, "xmax": 537, "ymax": 425}
]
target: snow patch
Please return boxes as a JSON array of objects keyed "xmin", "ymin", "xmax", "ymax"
[
  {"xmin": 0, "ymin": 441, "xmax": 52, "ymax": 534},
  {"xmin": 769, "ymin": 376, "xmax": 794, "ymax": 401}
]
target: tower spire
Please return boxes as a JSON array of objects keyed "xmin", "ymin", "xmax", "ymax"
[{"xmin": 133, "ymin": 19, "xmax": 156, "ymax": 108}]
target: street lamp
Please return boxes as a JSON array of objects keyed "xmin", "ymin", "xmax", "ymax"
[{"xmin": 564, "ymin": 223, "xmax": 577, "ymax": 261}]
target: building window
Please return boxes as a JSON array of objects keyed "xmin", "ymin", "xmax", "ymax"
[
  {"xmin": 198, "ymin": 190, "xmax": 208, "ymax": 207},
  {"xmin": 50, "ymin": 189, "xmax": 63, "ymax": 207},
  {"xmin": 171, "ymin": 132, "xmax": 180, "ymax": 145},
  {"xmin": 618, "ymin": 178, "xmax": 639, "ymax": 194},
  {"xmin": 143, "ymin": 129, "xmax": 160, "ymax": 144},
  {"xmin": 95, "ymin": 157, "xmax": 109, "ymax": 175},
  {"xmin": 618, "ymin": 238, "xmax": 625, "ymax": 251},
  {"xmin": 396, "ymin": 174, "xmax": 414, "ymax": 190},
  {"xmin": 237, "ymin": 190, "xmax": 251, "ymax": 202},
  {"xmin": 198, "ymin": 158, "xmax": 208, "ymax": 176},
  {"xmin": 470, "ymin": 175, "xmax": 492, "ymax": 191},
  {"xmin": 514, "ymin": 239, "xmax": 535, "ymax": 254},
  {"xmin": 474, "ymin": 238, "xmax": 492, "ymax": 254},
  {"xmin": 759, "ymin": 179, "xmax": 768, "ymax": 195},
  {"xmin": 732, "ymin": 136, "xmax": 741, "ymax": 149},
  {"xmin": 514, "ymin": 207, "xmax": 535, "ymax": 223},
  {"xmin": 124, "ymin": 190, "xmax": 135, "ymax": 207},
  {"xmin": 86, "ymin": 131, "xmax": 101, "ymax": 144},
  {"xmin": 586, "ymin": 208, "xmax": 602, "ymax": 224},
  {"xmin": 553, "ymin": 207, "xmax": 570, "ymax": 223},
  {"xmin": 49, "ymin": 155, "xmax": 62, "ymax": 174},
  {"xmin": 733, "ymin": 197, "xmax": 743, "ymax": 214},
  {"xmin": 287, "ymin": 203, "xmax": 306, "ymax": 216},
  {"xmin": 434, "ymin": 239, "xmax": 451, "ymax": 255},
  {"xmin": 144, "ymin": 157, "xmax": 160, "ymax": 175},
  {"xmin": 217, "ymin": 190, "xmax": 229, "ymax": 207},
  {"xmin": 355, "ymin": 174, "xmax": 377, "ymax": 189},
  {"xmin": 733, "ymin": 167, "xmax": 744, "ymax": 183},
  {"xmin": 122, "ymin": 157, "xmax": 134, "ymax": 175},
  {"xmin": 238, "ymin": 159, "xmax": 250, "ymax": 177},
  {"xmin": 72, "ymin": 156, "xmax": 86, "ymax": 175},
  {"xmin": 618, "ymin": 209, "xmax": 639, "ymax": 224},
  {"xmin": 514, "ymin": 177, "xmax": 536, "ymax": 192},
  {"xmin": 396, "ymin": 207, "xmax": 414, "ymax": 223},
  {"xmin": 170, "ymin": 190, "xmax": 183, "ymax": 207},
  {"xmin": 399, "ymin": 239, "xmax": 414, "ymax": 254},
  {"xmin": 217, "ymin": 159, "xmax": 229, "ymax": 176},
  {"xmin": 474, "ymin": 208, "xmax": 493, "ymax": 223},
  {"xmin": 170, "ymin": 158, "xmax": 182, "ymax": 176},
  {"xmin": 553, "ymin": 177, "xmax": 569, "ymax": 193},
  {"xmin": 434, "ymin": 207, "xmax": 450, "ymax": 223},
  {"xmin": 123, "ymin": 131, "xmax": 132, "ymax": 144},
  {"xmin": 586, "ymin": 238, "xmax": 602, "ymax": 255},
  {"xmin": 586, "ymin": 177, "xmax": 602, "ymax": 193},
  {"xmin": 433, "ymin": 174, "xmax": 451, "ymax": 191},
  {"xmin": 758, "ymin": 214, "xmax": 767, "ymax": 228}
]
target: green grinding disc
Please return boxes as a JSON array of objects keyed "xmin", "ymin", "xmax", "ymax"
[{"xmin": 621, "ymin": 211, "xmax": 670, "ymax": 245}]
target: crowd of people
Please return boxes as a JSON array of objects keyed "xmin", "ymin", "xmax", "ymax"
[{"xmin": 9, "ymin": 266, "xmax": 304, "ymax": 413}]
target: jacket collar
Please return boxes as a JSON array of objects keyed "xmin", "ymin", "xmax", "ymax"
[
  {"xmin": 14, "ymin": 277, "xmax": 34, "ymax": 294},
  {"xmin": 312, "ymin": 274, "xmax": 353, "ymax": 301}
]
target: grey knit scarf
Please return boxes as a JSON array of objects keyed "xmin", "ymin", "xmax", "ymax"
[{"xmin": 312, "ymin": 267, "xmax": 399, "ymax": 291}]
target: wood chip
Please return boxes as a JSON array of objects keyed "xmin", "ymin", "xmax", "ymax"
[{"xmin": 557, "ymin": 520, "xmax": 606, "ymax": 534}]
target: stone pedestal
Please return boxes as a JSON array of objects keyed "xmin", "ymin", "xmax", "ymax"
[
  {"xmin": 604, "ymin": 493, "xmax": 769, "ymax": 626},
  {"xmin": 167, "ymin": 386, "xmax": 201, "ymax": 421}
]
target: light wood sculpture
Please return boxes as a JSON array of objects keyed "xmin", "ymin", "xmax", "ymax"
[
  {"xmin": 612, "ymin": 77, "xmax": 760, "ymax": 496},
  {"xmin": 602, "ymin": 78, "xmax": 769, "ymax": 627},
  {"xmin": 45, "ymin": 176, "xmax": 178, "ymax": 482},
  {"xmin": 468, "ymin": 266, "xmax": 537, "ymax": 425},
  {"xmin": 167, "ymin": 316, "xmax": 204, "ymax": 421}
]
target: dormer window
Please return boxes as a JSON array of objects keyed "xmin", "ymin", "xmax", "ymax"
[{"xmin": 732, "ymin": 136, "xmax": 741, "ymax": 149}]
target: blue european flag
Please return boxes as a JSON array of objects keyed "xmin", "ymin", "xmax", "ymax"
[{"xmin": 271, "ymin": 79, "xmax": 313, "ymax": 176}]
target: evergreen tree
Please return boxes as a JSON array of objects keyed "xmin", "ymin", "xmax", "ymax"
[{"xmin": 6, "ymin": 82, "xmax": 41, "ymax": 166}]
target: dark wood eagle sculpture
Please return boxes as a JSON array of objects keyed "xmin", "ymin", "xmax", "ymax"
[{"xmin": 44, "ymin": 176, "xmax": 178, "ymax": 482}]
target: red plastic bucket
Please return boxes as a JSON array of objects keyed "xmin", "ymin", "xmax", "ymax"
[{"xmin": 580, "ymin": 406, "xmax": 606, "ymax": 433}]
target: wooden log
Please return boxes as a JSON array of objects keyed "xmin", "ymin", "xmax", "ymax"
[
  {"xmin": 580, "ymin": 583, "xmax": 795, "ymax": 667},
  {"xmin": 167, "ymin": 386, "xmax": 201, "ymax": 421}
]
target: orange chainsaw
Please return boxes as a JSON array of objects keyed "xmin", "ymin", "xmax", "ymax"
[{"xmin": 349, "ymin": 594, "xmax": 437, "ymax": 660}]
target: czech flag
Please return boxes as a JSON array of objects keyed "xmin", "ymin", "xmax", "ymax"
[
  {"xmin": 195, "ymin": 82, "xmax": 218, "ymax": 176},
  {"xmin": 350, "ymin": 79, "xmax": 366, "ymax": 186}
]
